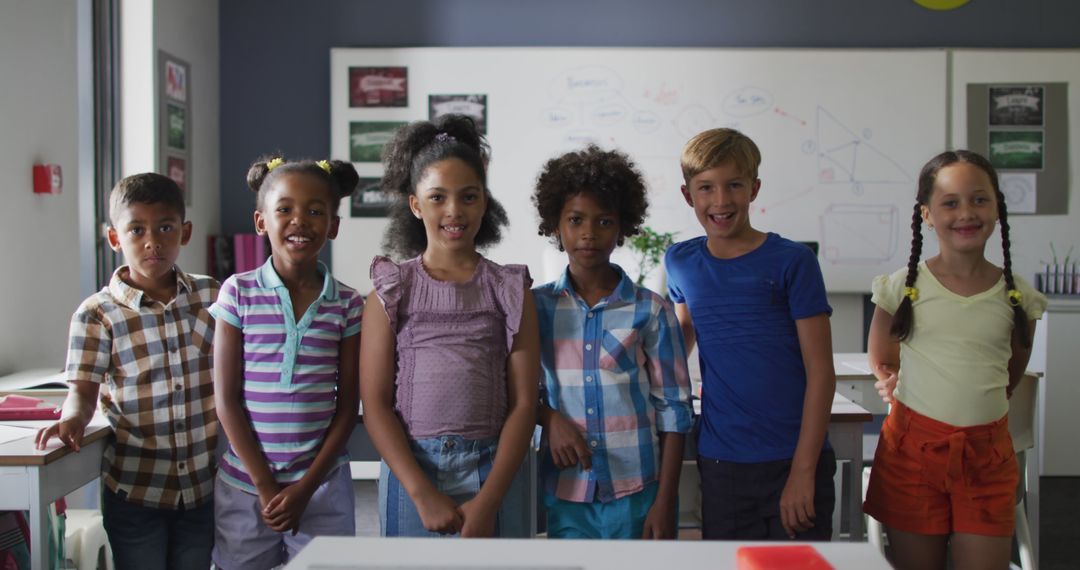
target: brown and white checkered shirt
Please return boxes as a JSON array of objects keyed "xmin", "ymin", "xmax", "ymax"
[{"xmin": 65, "ymin": 266, "xmax": 219, "ymax": 509}]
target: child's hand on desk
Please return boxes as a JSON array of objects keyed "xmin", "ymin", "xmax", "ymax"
[
  {"xmin": 547, "ymin": 412, "xmax": 592, "ymax": 470},
  {"xmin": 779, "ymin": 470, "xmax": 816, "ymax": 539},
  {"xmin": 263, "ymin": 481, "xmax": 315, "ymax": 535},
  {"xmin": 458, "ymin": 496, "xmax": 498, "ymax": 538},
  {"xmin": 874, "ymin": 365, "xmax": 899, "ymax": 404},
  {"xmin": 414, "ymin": 487, "xmax": 464, "ymax": 535},
  {"xmin": 34, "ymin": 417, "xmax": 86, "ymax": 451}
]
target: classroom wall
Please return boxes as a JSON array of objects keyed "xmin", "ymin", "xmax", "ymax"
[
  {"xmin": 123, "ymin": 0, "xmax": 220, "ymax": 276},
  {"xmin": 219, "ymin": 0, "xmax": 1080, "ymax": 352},
  {"xmin": 0, "ymin": 1, "xmax": 84, "ymax": 373}
]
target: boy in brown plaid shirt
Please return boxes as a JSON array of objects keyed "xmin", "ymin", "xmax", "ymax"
[{"xmin": 36, "ymin": 173, "xmax": 219, "ymax": 570}]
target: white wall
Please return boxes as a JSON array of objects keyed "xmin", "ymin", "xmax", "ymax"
[
  {"xmin": 122, "ymin": 0, "xmax": 220, "ymax": 276},
  {"xmin": 0, "ymin": 1, "xmax": 84, "ymax": 373}
]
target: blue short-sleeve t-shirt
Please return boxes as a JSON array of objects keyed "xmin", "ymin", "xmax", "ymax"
[{"xmin": 666, "ymin": 233, "xmax": 832, "ymax": 462}]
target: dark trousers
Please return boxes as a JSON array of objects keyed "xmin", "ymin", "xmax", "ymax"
[
  {"xmin": 101, "ymin": 487, "xmax": 214, "ymax": 570},
  {"xmin": 698, "ymin": 448, "xmax": 836, "ymax": 541}
]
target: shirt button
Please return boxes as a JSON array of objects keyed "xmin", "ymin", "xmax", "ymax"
[
  {"xmin": 587, "ymin": 408, "xmax": 594, "ymax": 415},
  {"xmin": 174, "ymin": 384, "xmax": 183, "ymax": 391},
  {"xmin": 589, "ymin": 440, "xmax": 598, "ymax": 448},
  {"xmin": 178, "ymin": 462, "xmax": 186, "ymax": 470},
  {"xmin": 585, "ymin": 343, "xmax": 593, "ymax": 351},
  {"xmin": 585, "ymin": 376, "xmax": 593, "ymax": 383},
  {"xmin": 587, "ymin": 312, "xmax": 594, "ymax": 319},
  {"xmin": 176, "ymin": 421, "xmax": 184, "ymax": 430}
]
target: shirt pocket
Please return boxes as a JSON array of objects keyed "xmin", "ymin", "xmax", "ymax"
[{"xmin": 599, "ymin": 328, "xmax": 638, "ymax": 372}]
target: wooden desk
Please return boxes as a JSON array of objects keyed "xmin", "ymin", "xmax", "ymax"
[
  {"xmin": 286, "ymin": 536, "xmax": 891, "ymax": 570},
  {"xmin": 0, "ymin": 422, "xmax": 111, "ymax": 570}
]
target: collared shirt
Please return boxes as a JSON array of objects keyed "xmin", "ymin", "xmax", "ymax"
[
  {"xmin": 65, "ymin": 265, "xmax": 219, "ymax": 509},
  {"xmin": 533, "ymin": 265, "xmax": 693, "ymax": 503},
  {"xmin": 210, "ymin": 258, "xmax": 362, "ymax": 493}
]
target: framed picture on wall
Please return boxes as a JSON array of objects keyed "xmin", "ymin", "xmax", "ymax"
[
  {"xmin": 159, "ymin": 51, "xmax": 192, "ymax": 205},
  {"xmin": 429, "ymin": 94, "xmax": 488, "ymax": 133},
  {"xmin": 349, "ymin": 121, "xmax": 407, "ymax": 162},
  {"xmin": 350, "ymin": 177, "xmax": 391, "ymax": 217},
  {"xmin": 988, "ymin": 85, "xmax": 1044, "ymax": 126},
  {"xmin": 349, "ymin": 66, "xmax": 408, "ymax": 108}
]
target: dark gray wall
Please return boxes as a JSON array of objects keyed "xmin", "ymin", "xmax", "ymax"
[{"xmin": 219, "ymin": 0, "xmax": 1080, "ymax": 261}]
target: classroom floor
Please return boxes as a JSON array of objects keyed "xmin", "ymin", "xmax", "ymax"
[{"xmin": 353, "ymin": 477, "xmax": 1080, "ymax": 567}]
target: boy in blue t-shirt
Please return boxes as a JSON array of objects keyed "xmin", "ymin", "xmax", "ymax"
[{"xmin": 665, "ymin": 128, "xmax": 837, "ymax": 541}]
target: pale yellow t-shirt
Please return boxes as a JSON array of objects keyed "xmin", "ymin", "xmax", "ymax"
[{"xmin": 872, "ymin": 262, "xmax": 1046, "ymax": 427}]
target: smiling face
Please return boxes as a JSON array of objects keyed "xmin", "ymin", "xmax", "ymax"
[
  {"xmin": 108, "ymin": 201, "xmax": 192, "ymax": 289},
  {"xmin": 255, "ymin": 172, "xmax": 340, "ymax": 267},
  {"xmin": 408, "ymin": 158, "xmax": 487, "ymax": 254},
  {"xmin": 921, "ymin": 162, "xmax": 999, "ymax": 256},
  {"xmin": 557, "ymin": 192, "xmax": 620, "ymax": 274},
  {"xmin": 680, "ymin": 160, "xmax": 761, "ymax": 242}
]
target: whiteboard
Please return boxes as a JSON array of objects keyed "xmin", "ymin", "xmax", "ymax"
[{"xmin": 331, "ymin": 48, "xmax": 947, "ymax": 293}]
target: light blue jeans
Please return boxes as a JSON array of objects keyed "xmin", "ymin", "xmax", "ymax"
[{"xmin": 378, "ymin": 435, "xmax": 530, "ymax": 537}]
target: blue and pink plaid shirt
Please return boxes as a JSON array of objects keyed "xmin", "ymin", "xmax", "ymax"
[{"xmin": 534, "ymin": 265, "xmax": 693, "ymax": 503}]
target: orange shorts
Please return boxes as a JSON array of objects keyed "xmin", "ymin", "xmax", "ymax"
[{"xmin": 863, "ymin": 399, "xmax": 1018, "ymax": 537}]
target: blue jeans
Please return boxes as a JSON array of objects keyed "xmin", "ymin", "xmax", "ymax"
[
  {"xmin": 101, "ymin": 487, "xmax": 214, "ymax": 570},
  {"xmin": 378, "ymin": 435, "xmax": 530, "ymax": 537}
]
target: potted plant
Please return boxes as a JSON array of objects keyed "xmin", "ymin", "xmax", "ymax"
[{"xmin": 626, "ymin": 226, "xmax": 677, "ymax": 288}]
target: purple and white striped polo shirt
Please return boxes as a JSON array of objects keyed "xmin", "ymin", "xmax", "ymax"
[{"xmin": 209, "ymin": 258, "xmax": 363, "ymax": 493}]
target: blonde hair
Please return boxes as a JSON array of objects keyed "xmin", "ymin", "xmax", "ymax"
[{"xmin": 680, "ymin": 128, "xmax": 761, "ymax": 183}]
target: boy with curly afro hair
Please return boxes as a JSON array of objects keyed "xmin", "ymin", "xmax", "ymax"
[{"xmin": 530, "ymin": 145, "xmax": 693, "ymax": 539}]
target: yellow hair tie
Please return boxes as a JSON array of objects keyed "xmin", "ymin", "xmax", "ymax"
[
  {"xmin": 316, "ymin": 160, "xmax": 331, "ymax": 174},
  {"xmin": 904, "ymin": 286, "xmax": 919, "ymax": 302},
  {"xmin": 1008, "ymin": 289, "xmax": 1023, "ymax": 307},
  {"xmin": 266, "ymin": 157, "xmax": 284, "ymax": 171}
]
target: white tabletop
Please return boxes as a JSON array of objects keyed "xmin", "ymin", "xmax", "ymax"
[{"xmin": 286, "ymin": 536, "xmax": 891, "ymax": 570}]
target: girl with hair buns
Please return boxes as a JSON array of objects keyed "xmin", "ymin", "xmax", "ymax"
[
  {"xmin": 863, "ymin": 150, "xmax": 1046, "ymax": 570},
  {"xmin": 360, "ymin": 115, "xmax": 539, "ymax": 537},
  {"xmin": 210, "ymin": 157, "xmax": 364, "ymax": 568}
]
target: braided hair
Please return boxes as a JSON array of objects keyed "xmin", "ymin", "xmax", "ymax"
[
  {"xmin": 379, "ymin": 114, "xmax": 508, "ymax": 260},
  {"xmin": 246, "ymin": 156, "xmax": 359, "ymax": 212},
  {"xmin": 890, "ymin": 150, "xmax": 1030, "ymax": 348}
]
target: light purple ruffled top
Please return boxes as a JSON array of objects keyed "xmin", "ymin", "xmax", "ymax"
[{"xmin": 370, "ymin": 255, "xmax": 531, "ymax": 439}]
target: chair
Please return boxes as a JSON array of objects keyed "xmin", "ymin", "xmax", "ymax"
[
  {"xmin": 64, "ymin": 509, "xmax": 113, "ymax": 570},
  {"xmin": 863, "ymin": 373, "xmax": 1040, "ymax": 570}
]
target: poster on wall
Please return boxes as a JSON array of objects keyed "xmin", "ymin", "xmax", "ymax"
[
  {"xmin": 166, "ymin": 156, "xmax": 188, "ymax": 194},
  {"xmin": 350, "ymin": 178, "xmax": 391, "ymax": 218},
  {"xmin": 429, "ymin": 94, "xmax": 488, "ymax": 133},
  {"xmin": 349, "ymin": 66, "xmax": 408, "ymax": 107},
  {"xmin": 989, "ymin": 130, "xmax": 1044, "ymax": 170},
  {"xmin": 350, "ymin": 121, "xmax": 407, "ymax": 162},
  {"xmin": 988, "ymin": 85, "xmax": 1044, "ymax": 126},
  {"xmin": 159, "ymin": 51, "xmax": 192, "ymax": 205}
]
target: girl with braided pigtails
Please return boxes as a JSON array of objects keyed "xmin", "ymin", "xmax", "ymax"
[{"xmin": 862, "ymin": 150, "xmax": 1046, "ymax": 570}]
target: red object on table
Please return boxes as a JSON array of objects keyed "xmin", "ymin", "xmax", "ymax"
[
  {"xmin": 736, "ymin": 545, "xmax": 834, "ymax": 570},
  {"xmin": 0, "ymin": 394, "xmax": 62, "ymax": 420}
]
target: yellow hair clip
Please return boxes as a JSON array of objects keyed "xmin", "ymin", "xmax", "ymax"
[
  {"xmin": 316, "ymin": 160, "xmax": 331, "ymax": 174},
  {"xmin": 266, "ymin": 157, "xmax": 284, "ymax": 171},
  {"xmin": 903, "ymin": 286, "xmax": 919, "ymax": 302},
  {"xmin": 1008, "ymin": 289, "xmax": 1023, "ymax": 307}
]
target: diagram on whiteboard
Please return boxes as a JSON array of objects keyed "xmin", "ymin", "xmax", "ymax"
[
  {"xmin": 541, "ymin": 66, "xmax": 663, "ymax": 140},
  {"xmin": 812, "ymin": 107, "xmax": 911, "ymax": 188},
  {"xmin": 820, "ymin": 204, "xmax": 899, "ymax": 264}
]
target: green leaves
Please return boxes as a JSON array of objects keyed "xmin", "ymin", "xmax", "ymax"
[{"xmin": 627, "ymin": 226, "xmax": 676, "ymax": 286}]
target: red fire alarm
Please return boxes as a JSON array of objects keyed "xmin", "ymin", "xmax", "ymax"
[{"xmin": 33, "ymin": 164, "xmax": 62, "ymax": 194}]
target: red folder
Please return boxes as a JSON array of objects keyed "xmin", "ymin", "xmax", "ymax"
[
  {"xmin": 0, "ymin": 394, "xmax": 62, "ymax": 420},
  {"xmin": 736, "ymin": 546, "xmax": 834, "ymax": 570}
]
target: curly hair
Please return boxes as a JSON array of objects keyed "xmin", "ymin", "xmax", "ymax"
[
  {"xmin": 532, "ymin": 145, "xmax": 648, "ymax": 249},
  {"xmin": 246, "ymin": 155, "xmax": 359, "ymax": 212},
  {"xmin": 379, "ymin": 114, "xmax": 508, "ymax": 259}
]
